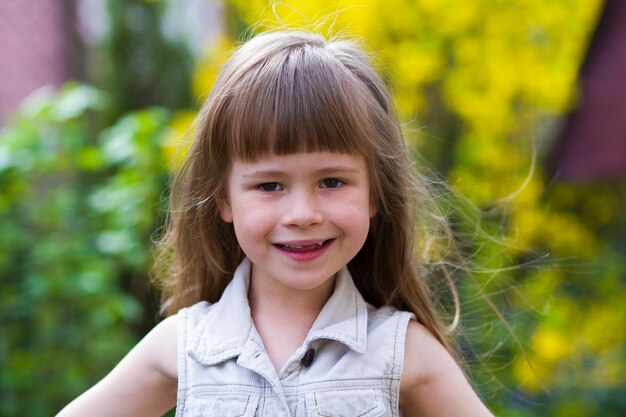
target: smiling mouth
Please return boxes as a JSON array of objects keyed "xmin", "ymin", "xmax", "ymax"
[{"xmin": 275, "ymin": 240, "xmax": 333, "ymax": 251}]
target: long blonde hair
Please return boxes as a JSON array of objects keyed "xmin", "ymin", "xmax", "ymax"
[{"xmin": 154, "ymin": 30, "xmax": 458, "ymax": 355}]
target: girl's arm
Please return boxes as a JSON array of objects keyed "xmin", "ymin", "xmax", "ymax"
[
  {"xmin": 56, "ymin": 315, "xmax": 178, "ymax": 417},
  {"xmin": 400, "ymin": 321, "xmax": 495, "ymax": 417}
]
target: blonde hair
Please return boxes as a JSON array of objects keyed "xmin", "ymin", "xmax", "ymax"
[{"xmin": 154, "ymin": 30, "xmax": 458, "ymax": 355}]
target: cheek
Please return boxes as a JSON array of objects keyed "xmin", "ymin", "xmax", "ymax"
[
  {"xmin": 353, "ymin": 213, "xmax": 373, "ymax": 243},
  {"xmin": 231, "ymin": 204, "xmax": 276, "ymax": 238},
  {"xmin": 329, "ymin": 203, "xmax": 371, "ymax": 240}
]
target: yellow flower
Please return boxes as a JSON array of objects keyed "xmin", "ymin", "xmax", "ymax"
[
  {"xmin": 162, "ymin": 111, "xmax": 196, "ymax": 171},
  {"xmin": 192, "ymin": 37, "xmax": 234, "ymax": 101},
  {"xmin": 512, "ymin": 354, "xmax": 546, "ymax": 393},
  {"xmin": 532, "ymin": 327, "xmax": 572, "ymax": 363}
]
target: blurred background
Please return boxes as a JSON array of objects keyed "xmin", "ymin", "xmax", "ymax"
[{"xmin": 1, "ymin": 0, "xmax": 625, "ymax": 416}]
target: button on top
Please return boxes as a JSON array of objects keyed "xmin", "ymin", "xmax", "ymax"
[{"xmin": 301, "ymin": 348, "xmax": 315, "ymax": 368}]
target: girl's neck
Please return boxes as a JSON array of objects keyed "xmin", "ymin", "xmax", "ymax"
[
  {"xmin": 247, "ymin": 275, "xmax": 336, "ymax": 371},
  {"xmin": 248, "ymin": 275, "xmax": 335, "ymax": 323}
]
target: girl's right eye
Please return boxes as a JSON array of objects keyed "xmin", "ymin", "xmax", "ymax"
[{"xmin": 259, "ymin": 182, "xmax": 282, "ymax": 192}]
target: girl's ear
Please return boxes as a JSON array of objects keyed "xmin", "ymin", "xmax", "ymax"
[
  {"xmin": 369, "ymin": 199, "xmax": 378, "ymax": 218},
  {"xmin": 219, "ymin": 196, "xmax": 233, "ymax": 223}
]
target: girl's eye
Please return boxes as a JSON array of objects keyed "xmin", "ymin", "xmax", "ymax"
[
  {"xmin": 321, "ymin": 178, "xmax": 343, "ymax": 189},
  {"xmin": 259, "ymin": 182, "xmax": 282, "ymax": 192}
]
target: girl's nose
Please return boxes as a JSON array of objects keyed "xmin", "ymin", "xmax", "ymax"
[{"xmin": 281, "ymin": 190, "xmax": 323, "ymax": 228}]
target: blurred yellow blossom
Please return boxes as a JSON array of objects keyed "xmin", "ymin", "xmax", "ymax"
[
  {"xmin": 192, "ymin": 36, "xmax": 235, "ymax": 101},
  {"xmin": 162, "ymin": 110, "xmax": 196, "ymax": 171},
  {"xmin": 532, "ymin": 326, "xmax": 573, "ymax": 363}
]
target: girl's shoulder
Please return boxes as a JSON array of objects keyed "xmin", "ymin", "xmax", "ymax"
[
  {"xmin": 400, "ymin": 320, "xmax": 443, "ymax": 388},
  {"xmin": 399, "ymin": 320, "xmax": 494, "ymax": 416},
  {"xmin": 143, "ymin": 314, "xmax": 179, "ymax": 380}
]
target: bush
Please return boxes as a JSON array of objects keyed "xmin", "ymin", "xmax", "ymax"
[{"xmin": 0, "ymin": 83, "xmax": 171, "ymax": 416}]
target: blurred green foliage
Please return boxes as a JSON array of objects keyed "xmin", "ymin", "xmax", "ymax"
[
  {"xmin": 93, "ymin": 0, "xmax": 194, "ymax": 122},
  {"xmin": 0, "ymin": 84, "xmax": 171, "ymax": 415}
]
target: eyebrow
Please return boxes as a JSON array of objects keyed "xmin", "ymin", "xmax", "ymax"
[
  {"xmin": 242, "ymin": 166, "xmax": 361, "ymax": 178},
  {"xmin": 242, "ymin": 170, "xmax": 285, "ymax": 179}
]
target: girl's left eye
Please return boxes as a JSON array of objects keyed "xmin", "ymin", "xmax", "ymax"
[{"xmin": 320, "ymin": 178, "xmax": 343, "ymax": 189}]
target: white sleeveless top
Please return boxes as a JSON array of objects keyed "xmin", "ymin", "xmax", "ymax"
[{"xmin": 175, "ymin": 258, "xmax": 413, "ymax": 417}]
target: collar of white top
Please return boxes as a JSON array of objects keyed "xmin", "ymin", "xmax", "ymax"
[{"xmin": 187, "ymin": 257, "xmax": 368, "ymax": 366}]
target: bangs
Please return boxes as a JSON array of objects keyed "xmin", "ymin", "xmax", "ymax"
[{"xmin": 215, "ymin": 43, "xmax": 378, "ymax": 162}]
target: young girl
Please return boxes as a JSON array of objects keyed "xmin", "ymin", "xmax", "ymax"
[{"xmin": 58, "ymin": 31, "xmax": 494, "ymax": 417}]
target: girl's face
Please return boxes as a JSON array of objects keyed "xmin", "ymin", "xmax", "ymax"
[{"xmin": 220, "ymin": 151, "xmax": 375, "ymax": 298}]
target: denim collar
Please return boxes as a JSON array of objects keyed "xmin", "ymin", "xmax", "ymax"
[{"xmin": 187, "ymin": 257, "xmax": 368, "ymax": 366}]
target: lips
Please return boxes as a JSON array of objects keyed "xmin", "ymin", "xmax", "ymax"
[{"xmin": 273, "ymin": 239, "xmax": 335, "ymax": 260}]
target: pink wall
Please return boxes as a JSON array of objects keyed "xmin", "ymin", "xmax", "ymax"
[
  {"xmin": 0, "ymin": 0, "xmax": 68, "ymax": 123},
  {"xmin": 552, "ymin": 0, "xmax": 626, "ymax": 180}
]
